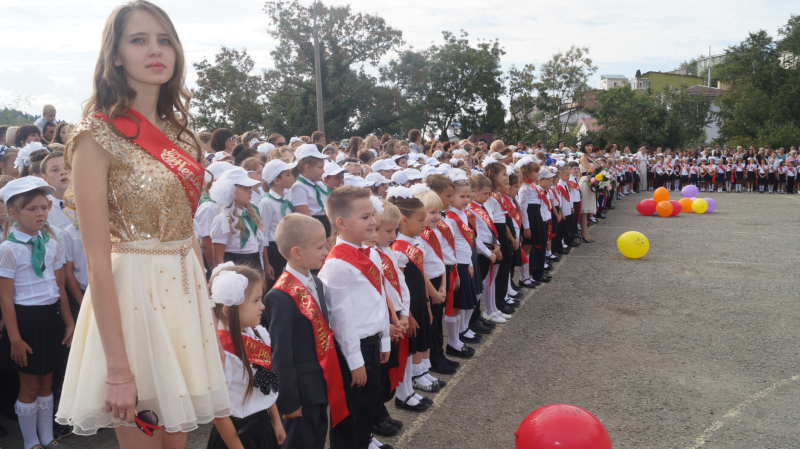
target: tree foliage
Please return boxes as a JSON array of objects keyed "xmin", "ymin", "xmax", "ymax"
[
  {"xmin": 498, "ymin": 63, "xmax": 546, "ymax": 143},
  {"xmin": 714, "ymin": 14, "xmax": 800, "ymax": 148},
  {"xmin": 192, "ymin": 47, "xmax": 269, "ymax": 134},
  {"xmin": 535, "ymin": 46, "xmax": 597, "ymax": 139}
]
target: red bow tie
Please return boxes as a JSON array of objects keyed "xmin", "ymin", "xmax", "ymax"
[{"xmin": 359, "ymin": 247, "xmax": 371, "ymax": 257}]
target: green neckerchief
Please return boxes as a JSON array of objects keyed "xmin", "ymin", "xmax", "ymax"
[
  {"xmin": 297, "ymin": 176, "xmax": 326, "ymax": 211},
  {"xmin": 265, "ymin": 191, "xmax": 295, "ymax": 217},
  {"xmin": 199, "ymin": 193, "xmax": 216, "ymax": 205},
  {"xmin": 237, "ymin": 205, "xmax": 261, "ymax": 249},
  {"xmin": 7, "ymin": 231, "xmax": 50, "ymax": 278}
]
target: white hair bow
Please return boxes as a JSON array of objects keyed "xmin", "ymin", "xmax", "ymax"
[
  {"xmin": 210, "ymin": 270, "xmax": 249, "ymax": 307},
  {"xmin": 387, "ymin": 186, "xmax": 412, "ymax": 200}
]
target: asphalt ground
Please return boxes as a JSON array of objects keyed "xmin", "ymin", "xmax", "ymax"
[{"xmin": 2, "ymin": 188, "xmax": 799, "ymax": 448}]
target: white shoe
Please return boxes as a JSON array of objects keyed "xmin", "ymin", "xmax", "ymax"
[
  {"xmin": 497, "ymin": 311, "xmax": 512, "ymax": 320},
  {"xmin": 484, "ymin": 312, "xmax": 506, "ymax": 324}
]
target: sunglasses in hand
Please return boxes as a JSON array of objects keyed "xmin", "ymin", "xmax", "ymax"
[{"xmin": 134, "ymin": 397, "xmax": 160, "ymax": 437}]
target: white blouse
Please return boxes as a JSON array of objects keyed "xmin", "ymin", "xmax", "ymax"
[
  {"xmin": 420, "ymin": 230, "xmax": 445, "ymax": 279},
  {"xmin": 210, "ymin": 206, "xmax": 264, "ymax": 255},
  {"xmin": 0, "ymin": 229, "xmax": 63, "ymax": 306},
  {"xmin": 221, "ymin": 324, "xmax": 279, "ymax": 419},
  {"xmin": 290, "ymin": 175, "xmax": 328, "ymax": 216},
  {"xmin": 376, "ymin": 245, "xmax": 408, "ymax": 315},
  {"xmin": 46, "ymin": 195, "xmax": 73, "ymax": 231},
  {"xmin": 446, "ymin": 208, "xmax": 475, "ymax": 265},
  {"xmin": 258, "ymin": 189, "xmax": 292, "ymax": 244},
  {"xmin": 63, "ymin": 223, "xmax": 88, "ymax": 291},
  {"xmin": 193, "ymin": 201, "xmax": 220, "ymax": 240}
]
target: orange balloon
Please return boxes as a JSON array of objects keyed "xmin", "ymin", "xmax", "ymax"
[
  {"xmin": 678, "ymin": 197, "xmax": 693, "ymax": 213},
  {"xmin": 653, "ymin": 187, "xmax": 669, "ymax": 204},
  {"xmin": 656, "ymin": 201, "xmax": 673, "ymax": 217}
]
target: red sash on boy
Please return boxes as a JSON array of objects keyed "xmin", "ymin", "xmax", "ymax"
[
  {"xmin": 325, "ymin": 243, "xmax": 382, "ymax": 295},
  {"xmin": 95, "ymin": 108, "xmax": 204, "ymax": 217},
  {"xmin": 272, "ymin": 272, "xmax": 349, "ymax": 426},
  {"xmin": 390, "ymin": 240, "xmax": 424, "ymax": 274},
  {"xmin": 446, "ymin": 211, "xmax": 474, "ymax": 249},
  {"xmin": 218, "ymin": 330, "xmax": 272, "ymax": 370},
  {"xmin": 375, "ymin": 250, "xmax": 409, "ymax": 390},
  {"xmin": 468, "ymin": 203, "xmax": 497, "ymax": 238}
]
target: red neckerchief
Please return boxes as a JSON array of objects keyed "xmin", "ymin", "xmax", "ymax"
[
  {"xmin": 503, "ymin": 195, "xmax": 522, "ymax": 228},
  {"xmin": 390, "ymin": 239, "xmax": 424, "ymax": 274},
  {"xmin": 272, "ymin": 272, "xmax": 349, "ymax": 427},
  {"xmin": 436, "ymin": 220, "xmax": 456, "ymax": 251},
  {"xmin": 468, "ymin": 203, "xmax": 497, "ymax": 238},
  {"xmin": 420, "ymin": 228, "xmax": 443, "ymax": 262},
  {"xmin": 95, "ymin": 108, "xmax": 204, "ymax": 217},
  {"xmin": 376, "ymin": 248, "xmax": 402, "ymax": 298},
  {"xmin": 218, "ymin": 330, "xmax": 272, "ymax": 370},
  {"xmin": 325, "ymin": 243, "xmax": 382, "ymax": 295},
  {"xmin": 446, "ymin": 210, "xmax": 474, "ymax": 249}
]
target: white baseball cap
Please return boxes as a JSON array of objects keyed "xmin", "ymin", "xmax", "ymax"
[
  {"xmin": 403, "ymin": 168, "xmax": 424, "ymax": 181},
  {"xmin": 392, "ymin": 154, "xmax": 408, "ymax": 163},
  {"xmin": 295, "ymin": 144, "xmax": 329, "ymax": 161},
  {"xmin": 257, "ymin": 142, "xmax": 275, "ymax": 157},
  {"xmin": 323, "ymin": 160, "xmax": 347, "ymax": 178},
  {"xmin": 365, "ymin": 172, "xmax": 391, "ymax": 185},
  {"xmin": 205, "ymin": 161, "xmax": 237, "ymax": 183},
  {"xmin": 344, "ymin": 174, "xmax": 371, "ymax": 187},
  {"xmin": 0, "ymin": 176, "xmax": 56, "ymax": 203},
  {"xmin": 371, "ymin": 159, "xmax": 393, "ymax": 172},
  {"xmin": 426, "ymin": 158, "xmax": 441, "ymax": 166},
  {"xmin": 262, "ymin": 159, "xmax": 298, "ymax": 185},
  {"xmin": 249, "ymin": 137, "xmax": 262, "ymax": 148},
  {"xmin": 391, "ymin": 171, "xmax": 409, "ymax": 185},
  {"xmin": 539, "ymin": 168, "xmax": 555, "ymax": 179},
  {"xmin": 219, "ymin": 166, "xmax": 262, "ymax": 187}
]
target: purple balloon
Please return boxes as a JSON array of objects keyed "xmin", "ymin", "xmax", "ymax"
[
  {"xmin": 704, "ymin": 198, "xmax": 717, "ymax": 213},
  {"xmin": 681, "ymin": 185, "xmax": 699, "ymax": 198}
]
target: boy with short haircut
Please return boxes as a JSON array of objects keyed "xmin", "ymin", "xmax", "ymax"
[
  {"xmin": 319, "ymin": 186, "xmax": 390, "ymax": 449},
  {"xmin": 263, "ymin": 213, "xmax": 346, "ymax": 449},
  {"xmin": 259, "ymin": 158, "xmax": 298, "ymax": 290},
  {"xmin": 34, "ymin": 104, "xmax": 56, "ymax": 133}
]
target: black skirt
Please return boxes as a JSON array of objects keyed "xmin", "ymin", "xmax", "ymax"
[
  {"xmin": 407, "ymin": 303, "xmax": 432, "ymax": 355},
  {"xmin": 689, "ymin": 174, "xmax": 698, "ymax": 183},
  {"xmin": 747, "ymin": 172, "xmax": 756, "ymax": 181},
  {"xmin": 779, "ymin": 174, "xmax": 786, "ymax": 182},
  {"xmin": 736, "ymin": 171, "xmax": 744, "ymax": 181},
  {"xmin": 526, "ymin": 204, "xmax": 545, "ymax": 247},
  {"xmin": 404, "ymin": 261, "xmax": 428, "ymax": 308},
  {"xmin": 478, "ymin": 252, "xmax": 492, "ymax": 284},
  {"xmin": 312, "ymin": 214, "xmax": 331, "ymax": 238},
  {"xmin": 0, "ymin": 303, "xmax": 66, "ymax": 375},
  {"xmin": 495, "ymin": 222, "xmax": 513, "ymax": 267},
  {"xmin": 453, "ymin": 264, "xmax": 475, "ymax": 310},
  {"xmin": 506, "ymin": 215, "xmax": 523, "ymax": 267},
  {"xmin": 207, "ymin": 409, "xmax": 279, "ymax": 449},
  {"xmin": 224, "ymin": 251, "xmax": 261, "ymax": 269}
]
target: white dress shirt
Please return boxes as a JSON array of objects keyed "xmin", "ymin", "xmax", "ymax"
[
  {"xmin": 568, "ymin": 174, "xmax": 582, "ymax": 203},
  {"xmin": 436, "ymin": 220, "xmax": 456, "ymax": 266},
  {"xmin": 517, "ymin": 182, "xmax": 538, "ymax": 230},
  {"xmin": 210, "ymin": 206, "xmax": 264, "ymax": 255},
  {"xmin": 0, "ymin": 229, "xmax": 63, "ymax": 306},
  {"xmin": 445, "ymin": 209, "xmax": 473, "ymax": 266},
  {"xmin": 376, "ymin": 245, "xmax": 408, "ymax": 316},
  {"xmin": 420, "ymin": 229, "xmax": 445, "ymax": 279},
  {"xmin": 319, "ymin": 240, "xmax": 390, "ymax": 370},
  {"xmin": 469, "ymin": 204, "xmax": 494, "ymax": 258},
  {"xmin": 46, "ymin": 195, "xmax": 72, "ymax": 231},
  {"xmin": 62, "ymin": 223, "xmax": 87, "ymax": 290},
  {"xmin": 556, "ymin": 180, "xmax": 573, "ymax": 215},
  {"xmin": 219, "ymin": 323, "xmax": 279, "ymax": 419},
  {"xmin": 534, "ymin": 185, "xmax": 552, "ymax": 222},
  {"xmin": 250, "ymin": 186, "xmax": 265, "ymax": 208},
  {"xmin": 258, "ymin": 188, "xmax": 293, "ymax": 245},
  {"xmin": 484, "ymin": 195, "xmax": 506, "ymax": 223},
  {"xmin": 194, "ymin": 201, "xmax": 220, "ymax": 240},
  {"xmin": 290, "ymin": 175, "xmax": 328, "ymax": 216}
]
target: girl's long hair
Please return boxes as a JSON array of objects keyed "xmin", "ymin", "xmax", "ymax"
[
  {"xmin": 84, "ymin": 0, "xmax": 202, "ymax": 163},
  {"xmin": 211, "ymin": 264, "xmax": 265, "ymax": 405}
]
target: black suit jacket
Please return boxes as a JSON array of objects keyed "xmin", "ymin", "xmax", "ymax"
[{"xmin": 263, "ymin": 275, "xmax": 329, "ymax": 415}]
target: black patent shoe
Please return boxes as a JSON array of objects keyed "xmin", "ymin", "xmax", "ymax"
[{"xmin": 395, "ymin": 396, "xmax": 430, "ymax": 412}]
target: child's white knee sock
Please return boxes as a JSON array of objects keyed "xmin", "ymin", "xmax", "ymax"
[
  {"xmin": 16, "ymin": 400, "xmax": 40, "ymax": 449},
  {"xmin": 445, "ymin": 316, "xmax": 462, "ymax": 350},
  {"xmin": 36, "ymin": 394, "xmax": 54, "ymax": 446}
]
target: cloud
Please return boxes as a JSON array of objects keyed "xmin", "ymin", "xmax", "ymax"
[{"xmin": 1, "ymin": 0, "xmax": 796, "ymax": 123}]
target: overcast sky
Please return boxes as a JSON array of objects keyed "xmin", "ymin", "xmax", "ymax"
[{"xmin": 1, "ymin": 0, "xmax": 796, "ymax": 124}]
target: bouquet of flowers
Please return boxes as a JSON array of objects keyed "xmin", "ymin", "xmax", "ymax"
[{"xmin": 588, "ymin": 167, "xmax": 613, "ymax": 194}]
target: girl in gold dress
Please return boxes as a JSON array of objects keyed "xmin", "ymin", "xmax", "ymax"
[{"xmin": 55, "ymin": 2, "xmax": 231, "ymax": 447}]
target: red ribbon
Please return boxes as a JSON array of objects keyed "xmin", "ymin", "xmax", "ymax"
[
  {"xmin": 389, "ymin": 337, "xmax": 409, "ymax": 390},
  {"xmin": 445, "ymin": 267, "xmax": 458, "ymax": 317}
]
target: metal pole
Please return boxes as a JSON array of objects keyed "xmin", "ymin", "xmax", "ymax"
[{"xmin": 313, "ymin": 0, "xmax": 325, "ymax": 134}]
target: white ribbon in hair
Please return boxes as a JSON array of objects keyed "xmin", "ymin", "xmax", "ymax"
[
  {"xmin": 211, "ymin": 261, "xmax": 235, "ymax": 277},
  {"xmin": 449, "ymin": 169, "xmax": 468, "ymax": 182},
  {"xmin": 371, "ymin": 196, "xmax": 384, "ymax": 215},
  {"xmin": 211, "ymin": 270, "xmax": 249, "ymax": 307},
  {"xmin": 387, "ymin": 186, "xmax": 412, "ymax": 200},
  {"xmin": 208, "ymin": 174, "xmax": 236, "ymax": 205},
  {"xmin": 409, "ymin": 183, "xmax": 431, "ymax": 197},
  {"xmin": 481, "ymin": 155, "xmax": 498, "ymax": 168}
]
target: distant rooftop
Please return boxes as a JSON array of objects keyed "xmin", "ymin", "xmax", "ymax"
[{"xmin": 601, "ymin": 74, "xmax": 627, "ymax": 80}]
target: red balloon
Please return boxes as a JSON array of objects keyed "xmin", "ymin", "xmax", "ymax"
[
  {"xmin": 636, "ymin": 199, "xmax": 656, "ymax": 216},
  {"xmin": 515, "ymin": 404, "xmax": 612, "ymax": 449},
  {"xmin": 669, "ymin": 200, "xmax": 682, "ymax": 216}
]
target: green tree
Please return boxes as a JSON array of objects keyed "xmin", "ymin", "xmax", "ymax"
[
  {"xmin": 715, "ymin": 14, "xmax": 800, "ymax": 148},
  {"xmin": 499, "ymin": 64, "xmax": 546, "ymax": 144},
  {"xmin": 535, "ymin": 46, "xmax": 597, "ymax": 140},
  {"xmin": 262, "ymin": 0, "xmax": 405, "ymax": 139},
  {"xmin": 192, "ymin": 47, "xmax": 268, "ymax": 134}
]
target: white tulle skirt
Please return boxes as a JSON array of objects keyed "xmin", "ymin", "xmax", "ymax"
[{"xmin": 55, "ymin": 238, "xmax": 231, "ymax": 435}]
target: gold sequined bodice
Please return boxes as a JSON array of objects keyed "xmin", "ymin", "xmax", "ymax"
[{"xmin": 66, "ymin": 116, "xmax": 198, "ymax": 243}]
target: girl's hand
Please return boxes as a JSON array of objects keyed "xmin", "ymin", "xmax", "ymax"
[
  {"xmin": 273, "ymin": 418, "xmax": 286, "ymax": 446},
  {"xmin": 430, "ymin": 290, "xmax": 445, "ymax": 305},
  {"xmin": 468, "ymin": 266, "xmax": 474, "ymax": 278},
  {"xmin": 454, "ymin": 274, "xmax": 461, "ymax": 292},
  {"xmin": 263, "ymin": 264, "xmax": 275, "ymax": 281},
  {"xmin": 489, "ymin": 253, "xmax": 497, "ymax": 264},
  {"xmin": 399, "ymin": 315, "xmax": 409, "ymax": 333},
  {"xmin": 62, "ymin": 324, "xmax": 75, "ymax": 347},
  {"xmin": 10, "ymin": 339, "xmax": 32, "ymax": 367},
  {"xmin": 408, "ymin": 314, "xmax": 418, "ymax": 338},
  {"xmin": 524, "ymin": 229, "xmax": 531, "ymax": 239},
  {"xmin": 105, "ymin": 369, "xmax": 138, "ymax": 424}
]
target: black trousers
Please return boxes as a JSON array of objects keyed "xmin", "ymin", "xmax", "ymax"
[
  {"xmin": 530, "ymin": 220, "xmax": 548, "ymax": 279},
  {"xmin": 330, "ymin": 341, "xmax": 381, "ymax": 449},
  {"xmin": 788, "ymin": 177, "xmax": 795, "ymax": 193},
  {"xmin": 428, "ymin": 274, "xmax": 446, "ymax": 367},
  {"xmin": 571, "ymin": 202, "xmax": 580, "ymax": 238},
  {"xmin": 557, "ymin": 214, "xmax": 571, "ymax": 247},
  {"xmin": 282, "ymin": 403, "xmax": 328, "ymax": 449}
]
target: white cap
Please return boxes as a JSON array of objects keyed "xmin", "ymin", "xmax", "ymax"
[
  {"xmin": 426, "ymin": 158, "xmax": 441, "ymax": 166},
  {"xmin": 539, "ymin": 168, "xmax": 555, "ymax": 179},
  {"xmin": 323, "ymin": 160, "xmax": 347, "ymax": 178},
  {"xmin": 257, "ymin": 142, "xmax": 275, "ymax": 157},
  {"xmin": 371, "ymin": 160, "xmax": 392, "ymax": 172},
  {"xmin": 205, "ymin": 161, "xmax": 237, "ymax": 183},
  {"xmin": 344, "ymin": 174, "xmax": 371, "ymax": 187},
  {"xmin": 262, "ymin": 159, "xmax": 298, "ymax": 185},
  {"xmin": 365, "ymin": 172, "xmax": 391, "ymax": 185},
  {"xmin": 335, "ymin": 153, "xmax": 348, "ymax": 163},
  {"xmin": 403, "ymin": 168, "xmax": 424, "ymax": 181},
  {"xmin": 249, "ymin": 137, "xmax": 262, "ymax": 148},
  {"xmin": 432, "ymin": 150, "xmax": 443, "ymax": 159},
  {"xmin": 0, "ymin": 176, "xmax": 56, "ymax": 203},
  {"xmin": 391, "ymin": 171, "xmax": 409, "ymax": 185},
  {"xmin": 409, "ymin": 160, "xmax": 422, "ymax": 168},
  {"xmin": 290, "ymin": 136, "xmax": 301, "ymax": 143},
  {"xmin": 295, "ymin": 144, "xmax": 328, "ymax": 161},
  {"xmin": 213, "ymin": 151, "xmax": 233, "ymax": 162},
  {"xmin": 421, "ymin": 165, "xmax": 439, "ymax": 177},
  {"xmin": 222, "ymin": 166, "xmax": 262, "ymax": 187},
  {"xmin": 392, "ymin": 154, "xmax": 408, "ymax": 163}
]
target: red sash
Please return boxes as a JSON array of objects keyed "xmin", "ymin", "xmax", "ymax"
[
  {"xmin": 490, "ymin": 192, "xmax": 508, "ymax": 216},
  {"xmin": 446, "ymin": 211, "xmax": 474, "ymax": 249},
  {"xmin": 218, "ymin": 330, "xmax": 272, "ymax": 370},
  {"xmin": 377, "ymin": 250, "xmax": 402, "ymax": 299},
  {"xmin": 503, "ymin": 196, "xmax": 522, "ymax": 228},
  {"xmin": 567, "ymin": 180, "xmax": 579, "ymax": 190},
  {"xmin": 465, "ymin": 209, "xmax": 476, "ymax": 231},
  {"xmin": 556, "ymin": 185, "xmax": 569, "ymax": 209},
  {"xmin": 420, "ymin": 228, "xmax": 443, "ymax": 261},
  {"xmin": 436, "ymin": 220, "xmax": 456, "ymax": 251},
  {"xmin": 95, "ymin": 108, "xmax": 204, "ymax": 217},
  {"xmin": 390, "ymin": 240, "xmax": 424, "ymax": 274},
  {"xmin": 272, "ymin": 272, "xmax": 349, "ymax": 427},
  {"xmin": 468, "ymin": 203, "xmax": 497, "ymax": 238},
  {"xmin": 534, "ymin": 185, "xmax": 552, "ymax": 210},
  {"xmin": 325, "ymin": 244, "xmax": 382, "ymax": 295}
]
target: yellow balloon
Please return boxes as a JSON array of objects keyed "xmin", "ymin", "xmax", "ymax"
[
  {"xmin": 595, "ymin": 174, "xmax": 603, "ymax": 181},
  {"xmin": 616, "ymin": 231, "xmax": 650, "ymax": 259},
  {"xmin": 692, "ymin": 198, "xmax": 708, "ymax": 214}
]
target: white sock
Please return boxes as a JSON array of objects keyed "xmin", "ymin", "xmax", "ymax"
[
  {"xmin": 412, "ymin": 363, "xmax": 432, "ymax": 386},
  {"xmin": 482, "ymin": 266, "xmax": 498, "ymax": 316},
  {"xmin": 545, "ymin": 250, "xmax": 552, "ymax": 256},
  {"xmin": 370, "ymin": 437, "xmax": 382, "ymax": 449},
  {"xmin": 464, "ymin": 329, "xmax": 476, "ymax": 338},
  {"xmin": 460, "ymin": 309, "xmax": 471, "ymax": 333},
  {"xmin": 36, "ymin": 394, "xmax": 54, "ymax": 446},
  {"xmin": 16, "ymin": 400, "xmax": 40, "ymax": 449},
  {"xmin": 445, "ymin": 316, "xmax": 462, "ymax": 350},
  {"xmin": 423, "ymin": 370, "xmax": 439, "ymax": 383},
  {"xmin": 397, "ymin": 356, "xmax": 416, "ymax": 403},
  {"xmin": 520, "ymin": 263, "xmax": 529, "ymax": 281}
]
